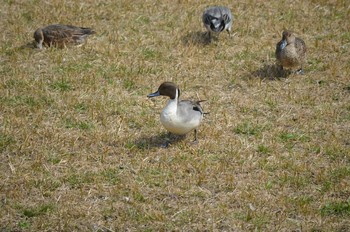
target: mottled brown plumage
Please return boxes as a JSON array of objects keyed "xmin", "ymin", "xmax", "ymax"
[
  {"xmin": 276, "ymin": 31, "xmax": 306, "ymax": 74},
  {"xmin": 33, "ymin": 24, "xmax": 95, "ymax": 49}
]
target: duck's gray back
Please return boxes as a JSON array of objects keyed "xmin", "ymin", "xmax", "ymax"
[
  {"xmin": 177, "ymin": 100, "xmax": 203, "ymax": 123},
  {"xmin": 203, "ymin": 6, "xmax": 233, "ymax": 26}
]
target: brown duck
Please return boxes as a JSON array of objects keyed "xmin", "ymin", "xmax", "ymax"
[
  {"xmin": 34, "ymin": 24, "xmax": 95, "ymax": 49},
  {"xmin": 275, "ymin": 30, "xmax": 306, "ymax": 74}
]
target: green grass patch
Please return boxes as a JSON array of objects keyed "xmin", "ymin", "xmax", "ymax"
[
  {"xmin": 233, "ymin": 121, "xmax": 264, "ymax": 136},
  {"xmin": 321, "ymin": 166, "xmax": 350, "ymax": 192},
  {"xmin": 256, "ymin": 144, "xmax": 271, "ymax": 154},
  {"xmin": 136, "ymin": 15, "xmax": 150, "ymax": 24},
  {"xmin": 64, "ymin": 118, "xmax": 94, "ymax": 130},
  {"xmin": 123, "ymin": 78, "xmax": 136, "ymax": 90},
  {"xmin": 321, "ymin": 201, "xmax": 350, "ymax": 217},
  {"xmin": 22, "ymin": 204, "xmax": 55, "ymax": 218},
  {"xmin": 323, "ymin": 146, "xmax": 349, "ymax": 161},
  {"xmin": 1, "ymin": 95, "xmax": 37, "ymax": 107},
  {"xmin": 47, "ymin": 153, "xmax": 61, "ymax": 164},
  {"xmin": 18, "ymin": 220, "xmax": 31, "ymax": 229},
  {"xmin": 0, "ymin": 95, "xmax": 53, "ymax": 108},
  {"xmin": 66, "ymin": 172, "xmax": 95, "ymax": 188},
  {"xmin": 277, "ymin": 131, "xmax": 311, "ymax": 149},
  {"xmin": 101, "ymin": 168, "xmax": 121, "ymax": 185},
  {"xmin": 74, "ymin": 103, "xmax": 88, "ymax": 112},
  {"xmin": 288, "ymin": 195, "xmax": 314, "ymax": 207},
  {"xmin": 280, "ymin": 172, "xmax": 311, "ymax": 188},
  {"xmin": 142, "ymin": 48, "xmax": 159, "ymax": 59},
  {"xmin": 49, "ymin": 80, "xmax": 72, "ymax": 92},
  {"xmin": 0, "ymin": 133, "xmax": 15, "ymax": 151},
  {"xmin": 31, "ymin": 178, "xmax": 62, "ymax": 192},
  {"xmin": 265, "ymin": 180, "xmax": 273, "ymax": 190},
  {"xmin": 330, "ymin": 166, "xmax": 350, "ymax": 181}
]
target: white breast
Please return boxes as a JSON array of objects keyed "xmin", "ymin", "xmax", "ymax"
[{"xmin": 160, "ymin": 99, "xmax": 202, "ymax": 135}]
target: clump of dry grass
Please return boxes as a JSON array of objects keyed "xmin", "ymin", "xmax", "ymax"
[{"xmin": 1, "ymin": 0, "xmax": 349, "ymax": 231}]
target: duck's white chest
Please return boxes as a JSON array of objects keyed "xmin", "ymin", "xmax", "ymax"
[{"xmin": 160, "ymin": 100, "xmax": 198, "ymax": 135}]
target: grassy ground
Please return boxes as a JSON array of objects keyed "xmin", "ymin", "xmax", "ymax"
[{"xmin": 1, "ymin": 0, "xmax": 350, "ymax": 231}]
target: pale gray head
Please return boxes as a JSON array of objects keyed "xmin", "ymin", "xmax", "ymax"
[
  {"xmin": 147, "ymin": 82, "xmax": 180, "ymax": 100},
  {"xmin": 33, "ymin": 28, "xmax": 44, "ymax": 49}
]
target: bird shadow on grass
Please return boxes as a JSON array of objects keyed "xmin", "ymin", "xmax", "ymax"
[
  {"xmin": 131, "ymin": 132, "xmax": 187, "ymax": 150},
  {"xmin": 182, "ymin": 31, "xmax": 211, "ymax": 46},
  {"xmin": 19, "ymin": 41, "xmax": 37, "ymax": 49},
  {"xmin": 3, "ymin": 42, "xmax": 36, "ymax": 56},
  {"xmin": 251, "ymin": 63, "xmax": 292, "ymax": 80}
]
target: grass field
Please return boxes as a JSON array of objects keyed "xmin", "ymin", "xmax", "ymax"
[{"xmin": 1, "ymin": 0, "xmax": 350, "ymax": 231}]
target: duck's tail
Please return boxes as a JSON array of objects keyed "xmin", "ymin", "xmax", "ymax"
[
  {"xmin": 80, "ymin": 27, "xmax": 96, "ymax": 35},
  {"xmin": 195, "ymin": 100, "xmax": 210, "ymax": 115}
]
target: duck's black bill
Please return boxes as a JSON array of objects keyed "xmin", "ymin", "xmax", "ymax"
[{"xmin": 147, "ymin": 91, "xmax": 160, "ymax": 98}]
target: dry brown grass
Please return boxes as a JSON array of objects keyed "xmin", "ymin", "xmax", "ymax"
[{"xmin": 1, "ymin": 0, "xmax": 350, "ymax": 231}]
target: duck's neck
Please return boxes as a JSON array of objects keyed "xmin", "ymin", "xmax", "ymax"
[{"xmin": 164, "ymin": 89, "xmax": 179, "ymax": 113}]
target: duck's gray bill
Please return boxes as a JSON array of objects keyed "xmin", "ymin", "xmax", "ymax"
[
  {"xmin": 147, "ymin": 91, "xmax": 160, "ymax": 98},
  {"xmin": 279, "ymin": 39, "xmax": 287, "ymax": 50}
]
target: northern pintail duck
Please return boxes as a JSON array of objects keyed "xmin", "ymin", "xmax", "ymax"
[
  {"xmin": 147, "ymin": 82, "xmax": 205, "ymax": 142},
  {"xmin": 275, "ymin": 30, "xmax": 307, "ymax": 74},
  {"xmin": 202, "ymin": 6, "xmax": 233, "ymax": 41},
  {"xmin": 33, "ymin": 24, "xmax": 95, "ymax": 49}
]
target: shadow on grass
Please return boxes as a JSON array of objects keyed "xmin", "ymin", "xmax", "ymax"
[
  {"xmin": 3, "ymin": 42, "xmax": 37, "ymax": 56},
  {"xmin": 251, "ymin": 64, "xmax": 292, "ymax": 80},
  {"xmin": 182, "ymin": 31, "xmax": 211, "ymax": 46},
  {"xmin": 131, "ymin": 132, "xmax": 187, "ymax": 150},
  {"xmin": 19, "ymin": 41, "xmax": 37, "ymax": 49}
]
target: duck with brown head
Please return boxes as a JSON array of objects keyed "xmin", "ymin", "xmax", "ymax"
[{"xmin": 148, "ymin": 82, "xmax": 206, "ymax": 143}]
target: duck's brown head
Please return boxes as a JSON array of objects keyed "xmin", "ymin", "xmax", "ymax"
[
  {"xmin": 147, "ymin": 82, "xmax": 180, "ymax": 100},
  {"xmin": 282, "ymin": 30, "xmax": 296, "ymax": 44}
]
